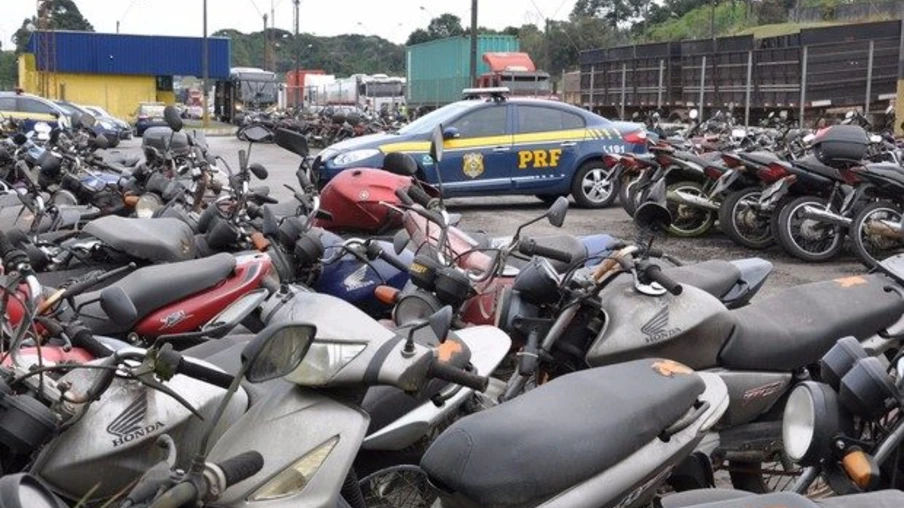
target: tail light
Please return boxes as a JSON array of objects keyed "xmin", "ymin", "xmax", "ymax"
[
  {"xmin": 759, "ymin": 162, "xmax": 789, "ymax": 183},
  {"xmin": 704, "ymin": 166, "xmax": 723, "ymax": 180},
  {"xmin": 622, "ymin": 129, "xmax": 647, "ymax": 145},
  {"xmin": 721, "ymin": 153, "xmax": 743, "ymax": 168},
  {"xmin": 842, "ymin": 169, "xmax": 861, "ymax": 185}
]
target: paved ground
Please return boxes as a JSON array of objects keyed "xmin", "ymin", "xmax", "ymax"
[{"xmin": 109, "ymin": 136, "xmax": 868, "ymax": 298}]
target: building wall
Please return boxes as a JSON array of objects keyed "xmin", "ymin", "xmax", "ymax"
[{"xmin": 19, "ymin": 53, "xmax": 173, "ymax": 119}]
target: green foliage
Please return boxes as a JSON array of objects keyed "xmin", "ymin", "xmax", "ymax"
[
  {"xmin": 0, "ymin": 51, "xmax": 17, "ymax": 89},
  {"xmin": 217, "ymin": 29, "xmax": 405, "ymax": 75},
  {"xmin": 646, "ymin": 2, "xmax": 752, "ymax": 41},
  {"xmin": 14, "ymin": 0, "xmax": 94, "ymax": 53}
]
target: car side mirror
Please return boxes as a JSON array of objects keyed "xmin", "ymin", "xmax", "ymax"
[
  {"xmin": 241, "ymin": 323, "xmax": 317, "ymax": 383},
  {"xmin": 100, "ymin": 286, "xmax": 138, "ymax": 326},
  {"xmin": 547, "ymin": 196, "xmax": 569, "ymax": 228},
  {"xmin": 441, "ymin": 126, "xmax": 459, "ymax": 141},
  {"xmin": 164, "ymin": 105, "xmax": 183, "ymax": 132}
]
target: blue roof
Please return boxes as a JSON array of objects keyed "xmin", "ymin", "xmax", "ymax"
[{"xmin": 26, "ymin": 31, "xmax": 231, "ymax": 79}]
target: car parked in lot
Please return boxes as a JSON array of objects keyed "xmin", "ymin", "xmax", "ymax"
[
  {"xmin": 0, "ymin": 91, "xmax": 69, "ymax": 131},
  {"xmin": 132, "ymin": 102, "xmax": 168, "ymax": 136},
  {"xmin": 83, "ymin": 105, "xmax": 132, "ymax": 140},
  {"xmin": 314, "ymin": 91, "xmax": 647, "ymax": 207},
  {"xmin": 54, "ymin": 101, "xmax": 122, "ymax": 147}
]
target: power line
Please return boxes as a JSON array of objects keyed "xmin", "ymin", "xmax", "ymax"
[{"xmin": 247, "ymin": 0, "xmax": 263, "ymax": 17}]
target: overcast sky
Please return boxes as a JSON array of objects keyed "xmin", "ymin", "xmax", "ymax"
[{"xmin": 1, "ymin": 0, "xmax": 579, "ymax": 49}]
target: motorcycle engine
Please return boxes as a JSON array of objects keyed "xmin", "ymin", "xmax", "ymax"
[{"xmin": 0, "ymin": 380, "xmax": 58, "ymax": 457}]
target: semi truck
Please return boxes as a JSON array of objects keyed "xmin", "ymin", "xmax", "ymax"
[{"xmin": 305, "ymin": 74, "xmax": 406, "ymax": 113}]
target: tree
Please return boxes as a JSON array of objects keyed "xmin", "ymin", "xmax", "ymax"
[
  {"xmin": 406, "ymin": 29, "xmax": 432, "ymax": 46},
  {"xmin": 572, "ymin": 0, "xmax": 646, "ymax": 27},
  {"xmin": 427, "ymin": 14, "xmax": 465, "ymax": 39},
  {"xmin": 14, "ymin": 0, "xmax": 94, "ymax": 53}
]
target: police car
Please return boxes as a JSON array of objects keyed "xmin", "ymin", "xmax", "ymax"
[
  {"xmin": 0, "ymin": 91, "xmax": 70, "ymax": 132},
  {"xmin": 314, "ymin": 88, "xmax": 647, "ymax": 208}
]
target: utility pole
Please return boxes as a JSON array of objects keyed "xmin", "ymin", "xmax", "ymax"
[
  {"xmin": 469, "ymin": 0, "xmax": 478, "ymax": 87},
  {"xmin": 263, "ymin": 14, "xmax": 269, "ymax": 71},
  {"xmin": 116, "ymin": 21, "xmax": 120, "ymax": 34},
  {"xmin": 711, "ymin": 0, "xmax": 716, "ymax": 40},
  {"xmin": 202, "ymin": 0, "xmax": 209, "ymax": 127},
  {"xmin": 293, "ymin": 0, "xmax": 301, "ymax": 109}
]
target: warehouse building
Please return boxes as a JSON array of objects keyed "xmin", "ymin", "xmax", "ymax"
[{"xmin": 19, "ymin": 31, "xmax": 230, "ymax": 119}]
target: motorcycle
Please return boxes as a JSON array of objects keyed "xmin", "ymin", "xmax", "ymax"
[{"xmin": 662, "ymin": 489, "xmax": 904, "ymax": 508}]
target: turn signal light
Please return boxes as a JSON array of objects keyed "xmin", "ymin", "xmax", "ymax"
[
  {"xmin": 251, "ymin": 232, "xmax": 270, "ymax": 252},
  {"xmin": 842, "ymin": 448, "xmax": 879, "ymax": 490},
  {"xmin": 375, "ymin": 285, "xmax": 400, "ymax": 305},
  {"xmin": 123, "ymin": 195, "xmax": 139, "ymax": 207}
]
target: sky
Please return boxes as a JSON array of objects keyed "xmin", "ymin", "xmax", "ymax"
[{"xmin": 1, "ymin": 0, "xmax": 579, "ymax": 49}]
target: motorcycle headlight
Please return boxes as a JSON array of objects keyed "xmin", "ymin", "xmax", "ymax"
[
  {"xmin": 249, "ymin": 436, "xmax": 339, "ymax": 501},
  {"xmin": 285, "ymin": 341, "xmax": 366, "ymax": 386},
  {"xmin": 783, "ymin": 381, "xmax": 844, "ymax": 466},
  {"xmin": 135, "ymin": 193, "xmax": 163, "ymax": 218},
  {"xmin": 332, "ymin": 149, "xmax": 380, "ymax": 167},
  {"xmin": 393, "ymin": 290, "xmax": 442, "ymax": 327}
]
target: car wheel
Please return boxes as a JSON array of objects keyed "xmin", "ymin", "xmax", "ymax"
[{"xmin": 571, "ymin": 161, "xmax": 618, "ymax": 209}]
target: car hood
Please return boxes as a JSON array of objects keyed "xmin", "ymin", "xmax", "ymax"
[{"xmin": 320, "ymin": 132, "xmax": 409, "ymax": 161}]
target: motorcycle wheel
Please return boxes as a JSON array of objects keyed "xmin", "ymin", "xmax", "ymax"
[
  {"xmin": 666, "ymin": 181, "xmax": 715, "ymax": 237},
  {"xmin": 728, "ymin": 458, "xmax": 806, "ymax": 494},
  {"xmin": 619, "ymin": 172, "xmax": 641, "ymax": 217},
  {"xmin": 358, "ymin": 465, "xmax": 438, "ymax": 508},
  {"xmin": 776, "ymin": 196, "xmax": 845, "ymax": 262},
  {"xmin": 236, "ymin": 127, "xmax": 248, "ymax": 142},
  {"xmin": 719, "ymin": 187, "xmax": 774, "ymax": 250},
  {"xmin": 851, "ymin": 200, "xmax": 904, "ymax": 269}
]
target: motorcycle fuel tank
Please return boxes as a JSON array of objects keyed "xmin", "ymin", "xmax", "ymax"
[
  {"xmin": 586, "ymin": 277, "xmax": 735, "ymax": 369},
  {"xmin": 314, "ymin": 168, "xmax": 415, "ymax": 234},
  {"xmin": 34, "ymin": 373, "xmax": 248, "ymax": 502}
]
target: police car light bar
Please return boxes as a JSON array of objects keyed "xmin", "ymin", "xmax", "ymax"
[{"xmin": 462, "ymin": 87, "xmax": 511, "ymax": 100}]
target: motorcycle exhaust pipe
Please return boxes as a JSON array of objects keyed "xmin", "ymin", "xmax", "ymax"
[
  {"xmin": 667, "ymin": 190, "xmax": 721, "ymax": 211},
  {"xmin": 799, "ymin": 205, "xmax": 852, "ymax": 227},
  {"xmin": 864, "ymin": 219, "xmax": 904, "ymax": 239}
]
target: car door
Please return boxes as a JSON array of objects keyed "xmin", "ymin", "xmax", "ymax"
[
  {"xmin": 511, "ymin": 105, "xmax": 586, "ymax": 192},
  {"xmin": 17, "ymin": 97, "xmax": 60, "ymax": 130},
  {"xmin": 435, "ymin": 103, "xmax": 513, "ymax": 195}
]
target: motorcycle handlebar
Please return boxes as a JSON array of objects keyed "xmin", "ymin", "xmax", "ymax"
[
  {"xmin": 216, "ymin": 451, "xmax": 265, "ymax": 489},
  {"xmin": 642, "ymin": 264, "xmax": 683, "ymax": 295},
  {"xmin": 428, "ymin": 359, "xmax": 488, "ymax": 392},
  {"xmin": 395, "ymin": 187, "xmax": 414, "ymax": 206},
  {"xmin": 67, "ymin": 323, "xmax": 114, "ymax": 358},
  {"xmin": 176, "ymin": 357, "xmax": 235, "ymax": 389},
  {"xmin": 518, "ymin": 238, "xmax": 573, "ymax": 264}
]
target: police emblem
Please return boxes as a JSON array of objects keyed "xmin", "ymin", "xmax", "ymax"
[{"xmin": 462, "ymin": 152, "xmax": 485, "ymax": 179}]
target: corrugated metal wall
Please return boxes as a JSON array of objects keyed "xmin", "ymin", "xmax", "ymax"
[
  {"xmin": 26, "ymin": 31, "xmax": 230, "ymax": 78},
  {"xmin": 407, "ymin": 35, "xmax": 520, "ymax": 106}
]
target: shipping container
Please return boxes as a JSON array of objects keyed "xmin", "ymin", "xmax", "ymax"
[
  {"xmin": 26, "ymin": 31, "xmax": 230, "ymax": 79},
  {"xmin": 285, "ymin": 69, "xmax": 325, "ymax": 108},
  {"xmin": 406, "ymin": 35, "xmax": 520, "ymax": 107}
]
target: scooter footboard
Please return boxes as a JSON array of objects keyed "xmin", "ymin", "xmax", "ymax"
[{"xmin": 537, "ymin": 372, "xmax": 728, "ymax": 508}]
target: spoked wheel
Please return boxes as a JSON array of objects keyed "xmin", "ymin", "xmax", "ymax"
[
  {"xmin": 358, "ymin": 465, "xmax": 438, "ymax": 508},
  {"xmin": 776, "ymin": 196, "xmax": 845, "ymax": 262},
  {"xmin": 666, "ymin": 181, "xmax": 715, "ymax": 237},
  {"xmin": 851, "ymin": 201, "xmax": 904, "ymax": 269},
  {"xmin": 719, "ymin": 187, "xmax": 774, "ymax": 249},
  {"xmin": 728, "ymin": 458, "xmax": 829, "ymax": 496}
]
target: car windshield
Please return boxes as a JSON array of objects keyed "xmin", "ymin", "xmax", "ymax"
[
  {"xmin": 55, "ymin": 103, "xmax": 76, "ymax": 115},
  {"xmin": 87, "ymin": 106, "xmax": 112, "ymax": 118},
  {"xmin": 140, "ymin": 104, "xmax": 166, "ymax": 117},
  {"xmin": 398, "ymin": 102, "xmax": 476, "ymax": 135}
]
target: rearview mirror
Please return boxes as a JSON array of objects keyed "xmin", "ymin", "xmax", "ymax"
[
  {"xmin": 393, "ymin": 229, "xmax": 409, "ymax": 255},
  {"xmin": 428, "ymin": 306, "xmax": 454, "ymax": 344},
  {"xmin": 242, "ymin": 323, "xmax": 317, "ymax": 383},
  {"xmin": 244, "ymin": 125, "xmax": 272, "ymax": 143},
  {"xmin": 12, "ymin": 133, "xmax": 27, "ymax": 146},
  {"xmin": 100, "ymin": 286, "xmax": 139, "ymax": 326},
  {"xmin": 431, "ymin": 125, "xmax": 446, "ymax": 163},
  {"xmin": 249, "ymin": 163, "xmax": 269, "ymax": 180},
  {"xmin": 274, "ymin": 128, "xmax": 309, "ymax": 157},
  {"xmin": 547, "ymin": 196, "xmax": 569, "ymax": 228},
  {"xmin": 634, "ymin": 202, "xmax": 673, "ymax": 235},
  {"xmin": 79, "ymin": 113, "xmax": 97, "ymax": 129},
  {"xmin": 164, "ymin": 105, "xmax": 183, "ymax": 132}
]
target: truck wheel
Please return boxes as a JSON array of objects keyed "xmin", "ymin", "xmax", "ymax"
[{"xmin": 571, "ymin": 161, "xmax": 618, "ymax": 209}]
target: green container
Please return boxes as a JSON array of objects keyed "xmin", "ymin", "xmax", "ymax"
[{"xmin": 406, "ymin": 35, "xmax": 520, "ymax": 107}]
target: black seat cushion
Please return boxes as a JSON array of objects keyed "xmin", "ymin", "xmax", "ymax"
[
  {"xmin": 664, "ymin": 260, "xmax": 740, "ymax": 298},
  {"xmin": 84, "ymin": 216, "xmax": 196, "ymax": 263},
  {"xmin": 739, "ymin": 151, "xmax": 779, "ymax": 167},
  {"xmin": 664, "ymin": 490, "xmax": 904, "ymax": 508},
  {"xmin": 719, "ymin": 274, "xmax": 904, "ymax": 371},
  {"xmin": 661, "ymin": 488, "xmax": 754, "ymax": 508},
  {"xmin": 792, "ymin": 155, "xmax": 843, "ymax": 182},
  {"xmin": 420, "ymin": 359, "xmax": 704, "ymax": 507},
  {"xmin": 76, "ymin": 253, "xmax": 236, "ymax": 335}
]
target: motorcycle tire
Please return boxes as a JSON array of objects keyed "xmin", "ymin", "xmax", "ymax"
[
  {"xmin": 666, "ymin": 181, "xmax": 716, "ymax": 237},
  {"xmin": 776, "ymin": 196, "xmax": 845, "ymax": 262},
  {"xmin": 236, "ymin": 127, "xmax": 248, "ymax": 142},
  {"xmin": 571, "ymin": 161, "xmax": 619, "ymax": 209},
  {"xmin": 728, "ymin": 458, "xmax": 806, "ymax": 494},
  {"xmin": 851, "ymin": 200, "xmax": 904, "ymax": 269},
  {"xmin": 619, "ymin": 172, "xmax": 641, "ymax": 217},
  {"xmin": 719, "ymin": 187, "xmax": 774, "ymax": 250}
]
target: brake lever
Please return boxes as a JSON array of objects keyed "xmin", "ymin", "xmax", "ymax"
[{"xmin": 131, "ymin": 349, "xmax": 203, "ymax": 419}]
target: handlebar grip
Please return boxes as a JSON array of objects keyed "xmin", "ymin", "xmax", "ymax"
[
  {"xmin": 379, "ymin": 249, "xmax": 410, "ymax": 273},
  {"xmin": 407, "ymin": 185, "xmax": 433, "ymax": 208},
  {"xmin": 0, "ymin": 230, "xmax": 16, "ymax": 258},
  {"xmin": 428, "ymin": 360, "xmax": 489, "ymax": 392},
  {"xmin": 216, "ymin": 451, "xmax": 264, "ymax": 489},
  {"xmin": 69, "ymin": 326, "xmax": 113, "ymax": 358},
  {"xmin": 177, "ymin": 358, "xmax": 235, "ymax": 389},
  {"xmin": 395, "ymin": 187, "xmax": 414, "ymax": 206},
  {"xmin": 644, "ymin": 264, "xmax": 683, "ymax": 295},
  {"xmin": 519, "ymin": 238, "xmax": 573, "ymax": 264}
]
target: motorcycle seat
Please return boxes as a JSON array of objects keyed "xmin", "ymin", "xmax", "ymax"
[
  {"xmin": 664, "ymin": 260, "xmax": 740, "ymax": 299},
  {"xmin": 861, "ymin": 162, "xmax": 904, "ymax": 186},
  {"xmin": 662, "ymin": 490, "xmax": 904, "ymax": 508},
  {"xmin": 83, "ymin": 216, "xmax": 196, "ymax": 263},
  {"xmin": 792, "ymin": 155, "xmax": 843, "ymax": 182},
  {"xmin": 75, "ymin": 253, "xmax": 237, "ymax": 335},
  {"xmin": 420, "ymin": 359, "xmax": 704, "ymax": 507},
  {"xmin": 738, "ymin": 151, "xmax": 779, "ymax": 168},
  {"xmin": 719, "ymin": 274, "xmax": 904, "ymax": 372}
]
